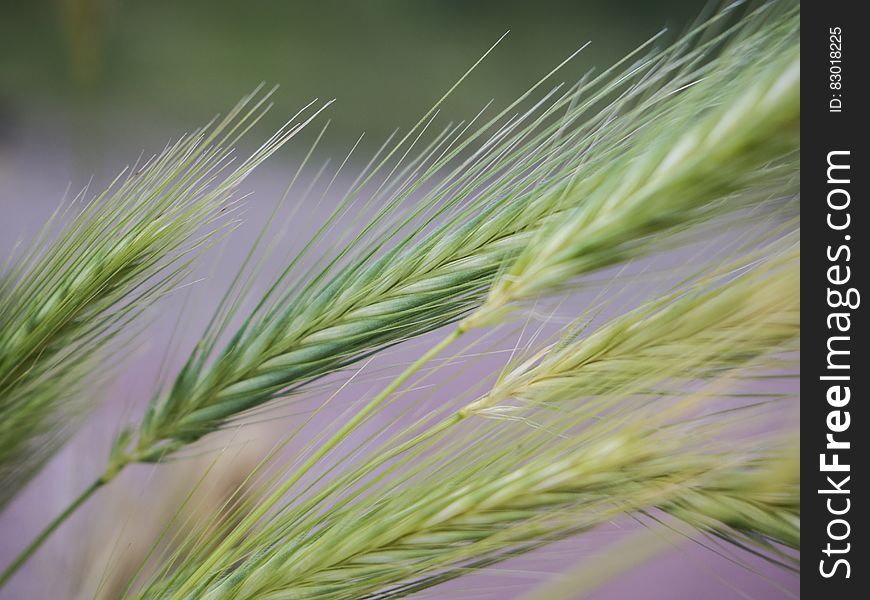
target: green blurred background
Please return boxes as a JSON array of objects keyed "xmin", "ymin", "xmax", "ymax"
[{"xmin": 1, "ymin": 0, "xmax": 701, "ymax": 155}]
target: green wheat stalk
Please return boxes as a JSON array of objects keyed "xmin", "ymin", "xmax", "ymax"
[
  {"xmin": 0, "ymin": 90, "xmax": 330, "ymax": 580},
  {"xmin": 464, "ymin": 240, "xmax": 800, "ymax": 417},
  {"xmin": 120, "ymin": 0, "xmax": 797, "ymax": 471},
  {"xmin": 156, "ymin": 17, "xmax": 800, "ymax": 588},
  {"xmin": 133, "ymin": 241, "xmax": 798, "ymax": 599},
  {"xmin": 520, "ymin": 447, "xmax": 799, "ymax": 600},
  {"xmin": 1, "ymin": 2, "xmax": 800, "ymax": 590}
]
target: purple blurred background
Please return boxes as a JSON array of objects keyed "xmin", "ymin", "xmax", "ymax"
[{"xmin": 1, "ymin": 1, "xmax": 799, "ymax": 598}]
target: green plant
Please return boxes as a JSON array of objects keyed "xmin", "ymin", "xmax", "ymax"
[
  {"xmin": 0, "ymin": 90, "xmax": 329, "ymax": 509},
  {"xmin": 1, "ymin": 2, "xmax": 800, "ymax": 596},
  {"xmin": 0, "ymin": 89, "xmax": 331, "ymax": 580},
  {"xmin": 136, "ymin": 241, "xmax": 798, "ymax": 599},
  {"xmin": 117, "ymin": 0, "xmax": 797, "ymax": 478}
]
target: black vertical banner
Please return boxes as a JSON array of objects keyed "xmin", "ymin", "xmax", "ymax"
[{"xmin": 804, "ymin": 2, "xmax": 866, "ymax": 598}]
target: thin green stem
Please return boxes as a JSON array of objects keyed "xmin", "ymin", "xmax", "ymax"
[
  {"xmin": 0, "ymin": 477, "xmax": 107, "ymax": 587},
  {"xmin": 175, "ymin": 325, "xmax": 466, "ymax": 599},
  {"xmin": 0, "ymin": 451, "xmax": 136, "ymax": 590}
]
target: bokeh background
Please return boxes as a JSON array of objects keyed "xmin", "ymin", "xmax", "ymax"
[{"xmin": 1, "ymin": 1, "xmax": 799, "ymax": 598}]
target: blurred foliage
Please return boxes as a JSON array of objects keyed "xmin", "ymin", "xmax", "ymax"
[{"xmin": 1, "ymin": 0, "xmax": 698, "ymax": 147}]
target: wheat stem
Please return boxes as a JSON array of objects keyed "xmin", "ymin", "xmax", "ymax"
[
  {"xmin": 0, "ymin": 94, "xmax": 329, "ymax": 586},
  {"xmin": 168, "ymin": 326, "xmax": 464, "ymax": 599},
  {"xmin": 0, "ymin": 477, "xmax": 105, "ymax": 586},
  {"xmin": 119, "ymin": 5, "xmax": 799, "ymax": 472},
  {"xmin": 139, "ymin": 239, "xmax": 798, "ymax": 598},
  {"xmin": 184, "ymin": 421, "xmax": 794, "ymax": 600}
]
